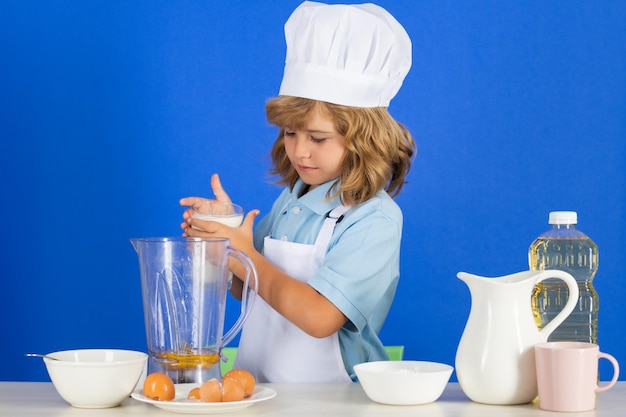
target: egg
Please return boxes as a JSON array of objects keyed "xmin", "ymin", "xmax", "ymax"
[
  {"xmin": 223, "ymin": 369, "xmax": 256, "ymax": 397},
  {"xmin": 187, "ymin": 387, "xmax": 201, "ymax": 400},
  {"xmin": 143, "ymin": 372, "xmax": 175, "ymax": 401},
  {"xmin": 221, "ymin": 376, "xmax": 245, "ymax": 402},
  {"xmin": 199, "ymin": 378, "xmax": 223, "ymax": 402}
]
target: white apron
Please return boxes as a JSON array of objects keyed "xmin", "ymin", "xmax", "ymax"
[{"xmin": 234, "ymin": 205, "xmax": 352, "ymax": 383}]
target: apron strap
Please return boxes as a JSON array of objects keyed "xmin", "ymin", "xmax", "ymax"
[{"xmin": 313, "ymin": 205, "xmax": 351, "ymax": 265}]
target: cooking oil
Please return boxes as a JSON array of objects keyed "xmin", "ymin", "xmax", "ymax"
[
  {"xmin": 151, "ymin": 349, "xmax": 220, "ymax": 369},
  {"xmin": 149, "ymin": 347, "xmax": 221, "ymax": 383},
  {"xmin": 529, "ymin": 211, "xmax": 599, "ymax": 343}
]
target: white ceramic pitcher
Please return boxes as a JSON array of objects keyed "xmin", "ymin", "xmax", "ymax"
[{"xmin": 455, "ymin": 270, "xmax": 579, "ymax": 405}]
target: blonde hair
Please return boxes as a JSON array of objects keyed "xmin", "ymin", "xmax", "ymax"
[{"xmin": 266, "ymin": 96, "xmax": 416, "ymax": 206}]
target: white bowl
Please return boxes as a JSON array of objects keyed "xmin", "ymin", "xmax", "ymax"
[
  {"xmin": 43, "ymin": 349, "xmax": 147, "ymax": 408},
  {"xmin": 354, "ymin": 360, "xmax": 453, "ymax": 405}
]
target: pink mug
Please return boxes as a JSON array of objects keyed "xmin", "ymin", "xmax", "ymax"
[{"xmin": 534, "ymin": 342, "xmax": 620, "ymax": 412}]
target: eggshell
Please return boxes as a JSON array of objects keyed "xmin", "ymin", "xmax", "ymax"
[
  {"xmin": 187, "ymin": 387, "xmax": 201, "ymax": 400},
  {"xmin": 199, "ymin": 378, "xmax": 223, "ymax": 402},
  {"xmin": 143, "ymin": 372, "xmax": 175, "ymax": 401},
  {"xmin": 223, "ymin": 369, "xmax": 256, "ymax": 397},
  {"xmin": 221, "ymin": 376, "xmax": 245, "ymax": 402}
]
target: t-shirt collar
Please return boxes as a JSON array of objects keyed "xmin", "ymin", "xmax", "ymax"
[{"xmin": 290, "ymin": 179, "xmax": 342, "ymax": 216}]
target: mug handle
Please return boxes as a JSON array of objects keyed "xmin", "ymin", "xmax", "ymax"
[
  {"xmin": 536, "ymin": 270, "xmax": 580, "ymax": 341},
  {"xmin": 221, "ymin": 247, "xmax": 258, "ymax": 347},
  {"xmin": 596, "ymin": 352, "xmax": 620, "ymax": 393}
]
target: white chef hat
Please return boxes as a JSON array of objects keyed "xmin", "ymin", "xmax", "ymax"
[{"xmin": 278, "ymin": 1, "xmax": 412, "ymax": 108}]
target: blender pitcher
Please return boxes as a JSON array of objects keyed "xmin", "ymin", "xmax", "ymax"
[{"xmin": 130, "ymin": 237, "xmax": 257, "ymax": 383}]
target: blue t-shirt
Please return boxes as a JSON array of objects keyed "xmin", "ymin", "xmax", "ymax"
[{"xmin": 253, "ymin": 179, "xmax": 402, "ymax": 381}]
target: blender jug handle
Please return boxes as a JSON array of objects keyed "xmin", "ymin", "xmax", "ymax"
[{"xmin": 221, "ymin": 247, "xmax": 258, "ymax": 347}]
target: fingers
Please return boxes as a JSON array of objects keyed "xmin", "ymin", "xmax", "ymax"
[
  {"xmin": 180, "ymin": 175, "xmax": 247, "ymax": 238},
  {"xmin": 182, "ymin": 219, "xmax": 209, "ymax": 236},
  {"xmin": 179, "ymin": 196, "xmax": 208, "ymax": 207},
  {"xmin": 182, "ymin": 210, "xmax": 259, "ymax": 235},
  {"xmin": 242, "ymin": 209, "xmax": 261, "ymax": 229},
  {"xmin": 211, "ymin": 173, "xmax": 232, "ymax": 203},
  {"xmin": 181, "ymin": 173, "xmax": 232, "ymax": 208}
]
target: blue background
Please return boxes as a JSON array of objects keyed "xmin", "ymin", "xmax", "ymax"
[{"xmin": 1, "ymin": 0, "xmax": 624, "ymax": 382}]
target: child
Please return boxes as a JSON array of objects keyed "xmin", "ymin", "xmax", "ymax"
[{"xmin": 180, "ymin": 1, "xmax": 415, "ymax": 383}]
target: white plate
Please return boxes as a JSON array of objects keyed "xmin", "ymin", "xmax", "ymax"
[{"xmin": 131, "ymin": 383, "xmax": 277, "ymax": 414}]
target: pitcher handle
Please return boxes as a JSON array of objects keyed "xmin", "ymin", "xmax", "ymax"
[
  {"xmin": 535, "ymin": 269, "xmax": 580, "ymax": 341},
  {"xmin": 221, "ymin": 247, "xmax": 258, "ymax": 347}
]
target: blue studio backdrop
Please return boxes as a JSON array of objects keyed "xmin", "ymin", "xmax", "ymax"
[{"xmin": 1, "ymin": 0, "xmax": 624, "ymax": 382}]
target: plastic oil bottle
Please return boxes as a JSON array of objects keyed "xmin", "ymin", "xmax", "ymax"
[{"xmin": 529, "ymin": 211, "xmax": 599, "ymax": 343}]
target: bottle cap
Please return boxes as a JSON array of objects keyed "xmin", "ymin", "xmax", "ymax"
[{"xmin": 549, "ymin": 211, "xmax": 578, "ymax": 225}]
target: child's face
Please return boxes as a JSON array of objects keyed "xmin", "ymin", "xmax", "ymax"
[{"xmin": 283, "ymin": 106, "xmax": 346, "ymax": 191}]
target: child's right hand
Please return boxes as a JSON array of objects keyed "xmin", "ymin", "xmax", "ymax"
[
  {"xmin": 208, "ymin": 173, "xmax": 231, "ymax": 203},
  {"xmin": 179, "ymin": 173, "xmax": 233, "ymax": 226}
]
